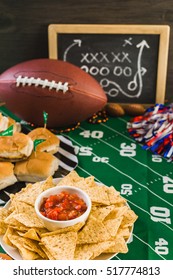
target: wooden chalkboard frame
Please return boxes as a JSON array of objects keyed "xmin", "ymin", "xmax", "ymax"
[{"xmin": 48, "ymin": 24, "xmax": 170, "ymax": 105}]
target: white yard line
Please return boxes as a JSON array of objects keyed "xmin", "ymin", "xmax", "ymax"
[
  {"xmin": 119, "ymin": 117, "xmax": 128, "ymax": 124},
  {"xmin": 133, "ymin": 234, "xmax": 166, "ymax": 260},
  {"xmin": 105, "ymin": 161, "xmax": 173, "ymax": 207},
  {"xmin": 101, "ymin": 122, "xmax": 137, "ymax": 143},
  {"xmin": 127, "ymin": 199, "xmax": 173, "ymax": 232},
  {"xmin": 77, "ymin": 165, "xmax": 169, "ymax": 260},
  {"xmin": 78, "ymin": 165, "xmax": 173, "ymax": 230},
  {"xmin": 99, "ymin": 123, "xmax": 164, "ymax": 178},
  {"xmin": 64, "ymin": 134, "xmax": 173, "ymax": 208}
]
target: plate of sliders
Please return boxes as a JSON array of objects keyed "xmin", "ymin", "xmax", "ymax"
[
  {"xmin": 0, "ymin": 113, "xmax": 78, "ymax": 205},
  {"xmin": 0, "ymin": 171, "xmax": 138, "ymax": 260}
]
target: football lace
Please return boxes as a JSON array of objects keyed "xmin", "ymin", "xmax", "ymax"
[{"xmin": 16, "ymin": 75, "xmax": 69, "ymax": 93}]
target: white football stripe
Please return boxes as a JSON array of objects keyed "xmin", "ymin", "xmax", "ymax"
[
  {"xmin": 58, "ymin": 135, "xmax": 74, "ymax": 146},
  {"xmin": 59, "ymin": 160, "xmax": 74, "ymax": 171},
  {"xmin": 58, "ymin": 147, "xmax": 78, "ymax": 163}
]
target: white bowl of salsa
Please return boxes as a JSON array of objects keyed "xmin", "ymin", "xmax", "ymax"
[{"xmin": 34, "ymin": 185, "xmax": 92, "ymax": 231}]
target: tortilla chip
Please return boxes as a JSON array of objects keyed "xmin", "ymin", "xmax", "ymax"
[
  {"xmin": 77, "ymin": 184, "xmax": 110, "ymax": 205},
  {"xmin": 58, "ymin": 173, "xmax": 110, "ymax": 205},
  {"xmin": 22, "ymin": 238, "xmax": 47, "ymax": 259},
  {"xmin": 39, "ymin": 244, "xmax": 54, "ymax": 260},
  {"xmin": 103, "ymin": 217, "xmax": 123, "ymax": 237},
  {"xmin": 83, "ymin": 176, "xmax": 95, "ymax": 187},
  {"xmin": 10, "ymin": 181, "xmax": 44, "ymax": 206},
  {"xmin": 90, "ymin": 241, "xmax": 116, "ymax": 259},
  {"xmin": 105, "ymin": 206, "xmax": 129, "ymax": 220},
  {"xmin": 0, "ymin": 208, "xmax": 9, "ymax": 234},
  {"xmin": 74, "ymin": 245, "xmax": 93, "ymax": 260},
  {"xmin": 41, "ymin": 231, "xmax": 77, "ymax": 260},
  {"xmin": 75, "ymin": 241, "xmax": 115, "ymax": 260},
  {"xmin": 12, "ymin": 213, "xmax": 45, "ymax": 228},
  {"xmin": 77, "ymin": 215, "xmax": 111, "ymax": 244},
  {"xmin": 7, "ymin": 233, "xmax": 41, "ymax": 260},
  {"xmin": 3, "ymin": 227, "xmax": 16, "ymax": 247},
  {"xmin": 91, "ymin": 205, "xmax": 115, "ymax": 221},
  {"xmin": 42, "ymin": 176, "xmax": 56, "ymax": 191},
  {"xmin": 121, "ymin": 209, "xmax": 138, "ymax": 228},
  {"xmin": 40, "ymin": 221, "xmax": 85, "ymax": 237},
  {"xmin": 0, "ymin": 208, "xmax": 9, "ymax": 219},
  {"xmin": 1, "ymin": 170, "xmax": 138, "ymax": 260},
  {"xmin": 4, "ymin": 211, "xmax": 29, "ymax": 230},
  {"xmin": 0, "ymin": 222, "xmax": 7, "ymax": 235},
  {"xmin": 13, "ymin": 201, "xmax": 34, "ymax": 214},
  {"xmin": 18, "ymin": 228, "xmax": 41, "ymax": 241},
  {"xmin": 57, "ymin": 170, "xmax": 81, "ymax": 186},
  {"xmin": 34, "ymin": 228, "xmax": 49, "ymax": 237},
  {"xmin": 117, "ymin": 227, "xmax": 130, "ymax": 239},
  {"xmin": 104, "ymin": 237, "xmax": 128, "ymax": 254},
  {"xmin": 107, "ymin": 186, "xmax": 120, "ymax": 204},
  {"xmin": 8, "ymin": 224, "xmax": 30, "ymax": 232}
]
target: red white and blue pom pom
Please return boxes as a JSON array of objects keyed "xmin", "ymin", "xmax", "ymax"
[{"xmin": 127, "ymin": 104, "xmax": 173, "ymax": 161}]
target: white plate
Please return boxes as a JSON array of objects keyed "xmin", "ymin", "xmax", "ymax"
[{"xmin": 0, "ymin": 179, "xmax": 133, "ymax": 260}]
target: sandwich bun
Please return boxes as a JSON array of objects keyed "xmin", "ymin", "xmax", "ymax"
[
  {"xmin": 28, "ymin": 127, "xmax": 60, "ymax": 154},
  {"xmin": 0, "ymin": 132, "xmax": 33, "ymax": 162},
  {"xmin": 14, "ymin": 151, "xmax": 59, "ymax": 182},
  {"xmin": 0, "ymin": 162, "xmax": 17, "ymax": 190},
  {"xmin": 0, "ymin": 113, "xmax": 21, "ymax": 133},
  {"xmin": 0, "ymin": 113, "xmax": 8, "ymax": 132},
  {"xmin": 8, "ymin": 116, "xmax": 21, "ymax": 133}
]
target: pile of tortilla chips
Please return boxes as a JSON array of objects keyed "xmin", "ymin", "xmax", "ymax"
[{"xmin": 0, "ymin": 171, "xmax": 138, "ymax": 260}]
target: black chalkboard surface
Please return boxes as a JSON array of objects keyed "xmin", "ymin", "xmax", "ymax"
[{"xmin": 48, "ymin": 24, "xmax": 170, "ymax": 105}]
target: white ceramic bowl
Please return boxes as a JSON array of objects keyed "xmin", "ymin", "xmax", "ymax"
[{"xmin": 34, "ymin": 185, "xmax": 92, "ymax": 231}]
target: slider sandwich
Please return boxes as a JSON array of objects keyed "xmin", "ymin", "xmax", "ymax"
[
  {"xmin": 0, "ymin": 113, "xmax": 21, "ymax": 133},
  {"xmin": 0, "ymin": 132, "xmax": 33, "ymax": 162},
  {"xmin": 0, "ymin": 113, "xmax": 8, "ymax": 132},
  {"xmin": 28, "ymin": 127, "xmax": 60, "ymax": 154},
  {"xmin": 14, "ymin": 151, "xmax": 59, "ymax": 182},
  {"xmin": 0, "ymin": 162, "xmax": 17, "ymax": 190}
]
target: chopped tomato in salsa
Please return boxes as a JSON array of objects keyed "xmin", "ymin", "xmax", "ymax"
[{"xmin": 40, "ymin": 191, "xmax": 87, "ymax": 221}]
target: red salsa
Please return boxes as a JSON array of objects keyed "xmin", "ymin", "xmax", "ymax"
[{"xmin": 40, "ymin": 191, "xmax": 87, "ymax": 221}]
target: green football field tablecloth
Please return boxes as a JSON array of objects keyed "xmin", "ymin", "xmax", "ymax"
[
  {"xmin": 0, "ymin": 107, "xmax": 172, "ymax": 260},
  {"xmin": 63, "ymin": 116, "xmax": 173, "ymax": 260}
]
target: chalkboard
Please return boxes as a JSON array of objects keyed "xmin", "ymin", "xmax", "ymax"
[{"xmin": 48, "ymin": 24, "xmax": 170, "ymax": 105}]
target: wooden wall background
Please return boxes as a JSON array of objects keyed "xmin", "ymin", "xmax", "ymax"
[{"xmin": 0, "ymin": 0, "xmax": 173, "ymax": 102}]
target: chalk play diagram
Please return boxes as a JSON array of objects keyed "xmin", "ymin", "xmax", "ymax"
[{"xmin": 61, "ymin": 36, "xmax": 151, "ymax": 100}]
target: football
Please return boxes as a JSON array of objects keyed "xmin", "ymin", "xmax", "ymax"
[{"xmin": 0, "ymin": 59, "xmax": 107, "ymax": 128}]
